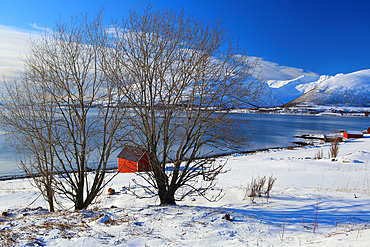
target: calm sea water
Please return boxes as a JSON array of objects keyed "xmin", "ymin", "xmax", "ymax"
[
  {"xmin": 248, "ymin": 114, "xmax": 369, "ymax": 150},
  {"xmin": 0, "ymin": 113, "xmax": 369, "ymax": 178}
]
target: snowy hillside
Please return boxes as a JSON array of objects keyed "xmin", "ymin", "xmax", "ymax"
[
  {"xmin": 267, "ymin": 69, "xmax": 370, "ymax": 106},
  {"xmin": 291, "ymin": 69, "xmax": 370, "ymax": 106},
  {"xmin": 246, "ymin": 80, "xmax": 282, "ymax": 107},
  {"xmin": 267, "ymin": 75, "xmax": 328, "ymax": 103},
  {"xmin": 94, "ymin": 78, "xmax": 283, "ymax": 109}
]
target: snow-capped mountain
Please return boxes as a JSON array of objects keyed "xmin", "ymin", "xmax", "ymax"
[
  {"xmin": 267, "ymin": 74, "xmax": 330, "ymax": 104},
  {"xmin": 267, "ymin": 69, "xmax": 370, "ymax": 107}
]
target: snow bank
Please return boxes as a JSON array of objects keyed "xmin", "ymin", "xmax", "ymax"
[{"xmin": 1, "ymin": 136, "xmax": 370, "ymax": 246}]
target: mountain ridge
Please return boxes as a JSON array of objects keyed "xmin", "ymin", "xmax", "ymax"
[{"xmin": 267, "ymin": 69, "xmax": 370, "ymax": 107}]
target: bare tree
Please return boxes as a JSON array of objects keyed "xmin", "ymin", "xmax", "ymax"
[
  {"xmin": 106, "ymin": 7, "xmax": 264, "ymax": 205},
  {"xmin": 328, "ymin": 130, "xmax": 340, "ymax": 159},
  {"xmin": 0, "ymin": 76, "xmax": 59, "ymax": 212},
  {"xmin": 0, "ymin": 11, "xmax": 127, "ymax": 210}
]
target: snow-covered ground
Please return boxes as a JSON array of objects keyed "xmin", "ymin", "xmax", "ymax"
[{"xmin": 1, "ymin": 136, "xmax": 370, "ymax": 246}]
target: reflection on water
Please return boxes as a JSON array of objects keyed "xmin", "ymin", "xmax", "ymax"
[{"xmin": 0, "ymin": 113, "xmax": 369, "ymax": 177}]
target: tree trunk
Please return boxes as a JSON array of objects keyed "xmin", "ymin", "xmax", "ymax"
[
  {"xmin": 158, "ymin": 186, "xmax": 176, "ymax": 205},
  {"xmin": 75, "ymin": 186, "xmax": 85, "ymax": 210},
  {"xmin": 47, "ymin": 195, "xmax": 55, "ymax": 212},
  {"xmin": 46, "ymin": 184, "xmax": 55, "ymax": 212},
  {"xmin": 82, "ymin": 188, "xmax": 99, "ymax": 209}
]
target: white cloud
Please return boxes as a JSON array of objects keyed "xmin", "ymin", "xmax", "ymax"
[
  {"xmin": 255, "ymin": 57, "xmax": 319, "ymax": 81},
  {"xmin": 0, "ymin": 25, "xmax": 38, "ymax": 77},
  {"xmin": 28, "ymin": 23, "xmax": 42, "ymax": 30},
  {"xmin": 0, "ymin": 25, "xmax": 319, "ymax": 81},
  {"xmin": 28, "ymin": 23, "xmax": 51, "ymax": 32}
]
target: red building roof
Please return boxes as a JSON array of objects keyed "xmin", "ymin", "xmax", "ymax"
[{"xmin": 117, "ymin": 146, "xmax": 146, "ymax": 162}]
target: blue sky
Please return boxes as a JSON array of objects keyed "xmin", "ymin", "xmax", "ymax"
[{"xmin": 1, "ymin": 0, "xmax": 369, "ymax": 79}]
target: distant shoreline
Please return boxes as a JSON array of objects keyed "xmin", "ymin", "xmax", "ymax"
[
  {"xmin": 0, "ymin": 140, "xmax": 315, "ymax": 182},
  {"xmin": 236, "ymin": 105, "xmax": 370, "ymax": 117}
]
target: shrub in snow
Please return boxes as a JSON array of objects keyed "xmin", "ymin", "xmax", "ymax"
[{"xmin": 245, "ymin": 175, "xmax": 276, "ymax": 203}]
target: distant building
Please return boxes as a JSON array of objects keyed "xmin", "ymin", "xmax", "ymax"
[
  {"xmin": 343, "ymin": 131, "xmax": 363, "ymax": 139},
  {"xmin": 117, "ymin": 146, "xmax": 151, "ymax": 173},
  {"xmin": 324, "ymin": 134, "xmax": 342, "ymax": 142}
]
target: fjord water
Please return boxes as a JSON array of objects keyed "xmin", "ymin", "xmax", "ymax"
[
  {"xmin": 248, "ymin": 114, "xmax": 369, "ymax": 150},
  {"xmin": 0, "ymin": 113, "xmax": 369, "ymax": 178}
]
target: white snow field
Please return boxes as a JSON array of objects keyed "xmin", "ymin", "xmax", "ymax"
[{"xmin": 1, "ymin": 135, "xmax": 370, "ymax": 246}]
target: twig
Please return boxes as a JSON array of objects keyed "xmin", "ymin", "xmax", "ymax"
[
  {"xmin": 281, "ymin": 216, "xmax": 286, "ymax": 243},
  {"xmin": 313, "ymin": 197, "xmax": 321, "ymax": 233},
  {"xmin": 26, "ymin": 192, "xmax": 43, "ymax": 208}
]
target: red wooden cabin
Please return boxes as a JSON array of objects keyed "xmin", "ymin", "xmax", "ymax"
[
  {"xmin": 343, "ymin": 131, "xmax": 363, "ymax": 139},
  {"xmin": 117, "ymin": 146, "xmax": 151, "ymax": 173}
]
